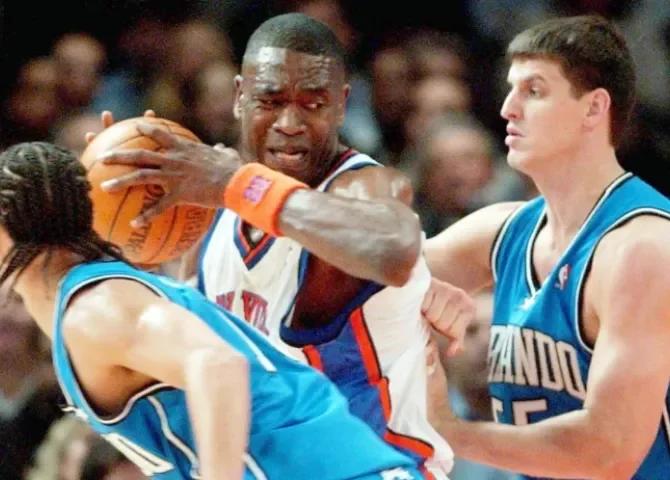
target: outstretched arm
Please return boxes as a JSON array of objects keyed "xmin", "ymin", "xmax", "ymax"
[
  {"xmin": 65, "ymin": 279, "xmax": 250, "ymax": 480},
  {"xmin": 100, "ymin": 124, "xmax": 422, "ymax": 286},
  {"xmin": 424, "ymin": 202, "xmax": 523, "ymax": 294}
]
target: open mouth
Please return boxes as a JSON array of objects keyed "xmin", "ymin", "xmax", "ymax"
[{"xmin": 268, "ymin": 149, "xmax": 308, "ymax": 162}]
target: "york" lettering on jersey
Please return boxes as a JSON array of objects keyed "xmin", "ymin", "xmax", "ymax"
[
  {"xmin": 216, "ymin": 290, "xmax": 269, "ymax": 334},
  {"xmin": 488, "ymin": 325, "xmax": 587, "ymax": 401}
]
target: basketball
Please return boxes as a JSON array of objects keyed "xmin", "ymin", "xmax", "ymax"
[{"xmin": 80, "ymin": 116, "xmax": 216, "ymax": 265}]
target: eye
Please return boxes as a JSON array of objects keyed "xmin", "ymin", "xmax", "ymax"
[
  {"xmin": 305, "ymin": 102, "xmax": 326, "ymax": 111},
  {"xmin": 256, "ymin": 97, "xmax": 280, "ymax": 108},
  {"xmin": 528, "ymin": 83, "xmax": 543, "ymax": 97}
]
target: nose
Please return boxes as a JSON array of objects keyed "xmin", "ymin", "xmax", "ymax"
[
  {"xmin": 272, "ymin": 104, "xmax": 306, "ymax": 136},
  {"xmin": 500, "ymin": 90, "xmax": 520, "ymax": 121}
]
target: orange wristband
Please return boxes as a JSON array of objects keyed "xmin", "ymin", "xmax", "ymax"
[{"xmin": 223, "ymin": 163, "xmax": 308, "ymax": 236}]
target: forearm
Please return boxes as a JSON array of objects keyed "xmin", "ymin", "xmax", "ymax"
[
  {"xmin": 277, "ymin": 189, "xmax": 422, "ymax": 286},
  {"xmin": 185, "ymin": 350, "xmax": 249, "ymax": 480},
  {"xmin": 444, "ymin": 411, "xmax": 623, "ymax": 480}
]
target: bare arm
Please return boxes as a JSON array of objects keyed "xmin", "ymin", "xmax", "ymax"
[
  {"xmin": 276, "ymin": 165, "xmax": 421, "ymax": 286},
  {"xmin": 177, "ymin": 166, "xmax": 420, "ymax": 287},
  {"xmin": 66, "ymin": 280, "xmax": 249, "ymax": 480},
  {"xmin": 440, "ymin": 217, "xmax": 670, "ymax": 479},
  {"xmin": 100, "ymin": 124, "xmax": 421, "ymax": 287},
  {"xmin": 424, "ymin": 202, "xmax": 523, "ymax": 294}
]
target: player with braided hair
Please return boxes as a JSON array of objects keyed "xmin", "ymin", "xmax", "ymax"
[
  {"xmin": 0, "ymin": 142, "xmax": 126, "ymax": 286},
  {"xmin": 0, "ymin": 141, "xmax": 427, "ymax": 480}
]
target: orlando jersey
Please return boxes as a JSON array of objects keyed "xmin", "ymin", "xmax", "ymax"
[
  {"xmin": 52, "ymin": 260, "xmax": 427, "ymax": 480},
  {"xmin": 198, "ymin": 150, "xmax": 454, "ymax": 479},
  {"xmin": 489, "ymin": 172, "xmax": 670, "ymax": 480}
]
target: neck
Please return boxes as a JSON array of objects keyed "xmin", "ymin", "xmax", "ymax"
[
  {"xmin": 11, "ymin": 250, "xmax": 83, "ymax": 341},
  {"xmin": 527, "ymin": 144, "xmax": 624, "ymax": 250}
]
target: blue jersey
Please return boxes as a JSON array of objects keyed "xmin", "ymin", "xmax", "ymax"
[
  {"xmin": 489, "ymin": 172, "xmax": 670, "ymax": 480},
  {"xmin": 52, "ymin": 260, "xmax": 425, "ymax": 480}
]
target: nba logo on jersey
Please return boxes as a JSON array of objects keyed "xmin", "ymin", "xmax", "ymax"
[
  {"xmin": 381, "ymin": 467, "xmax": 414, "ymax": 480},
  {"xmin": 244, "ymin": 176, "xmax": 272, "ymax": 203},
  {"xmin": 556, "ymin": 264, "xmax": 570, "ymax": 290}
]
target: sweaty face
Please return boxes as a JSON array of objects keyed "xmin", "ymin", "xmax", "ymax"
[
  {"xmin": 235, "ymin": 47, "xmax": 348, "ymax": 186},
  {"xmin": 500, "ymin": 58, "xmax": 589, "ymax": 173}
]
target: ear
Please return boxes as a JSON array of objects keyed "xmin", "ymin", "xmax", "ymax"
[
  {"xmin": 338, "ymin": 83, "xmax": 351, "ymax": 126},
  {"xmin": 583, "ymin": 88, "xmax": 611, "ymax": 129},
  {"xmin": 233, "ymin": 75, "xmax": 244, "ymax": 120}
]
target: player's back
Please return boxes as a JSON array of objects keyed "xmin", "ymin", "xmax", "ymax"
[
  {"xmin": 490, "ymin": 172, "xmax": 670, "ymax": 480},
  {"xmin": 52, "ymin": 260, "xmax": 423, "ymax": 480}
]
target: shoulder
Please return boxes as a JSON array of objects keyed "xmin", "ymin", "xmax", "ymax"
[
  {"xmin": 590, "ymin": 215, "xmax": 670, "ymax": 311},
  {"xmin": 327, "ymin": 164, "xmax": 414, "ymax": 205},
  {"xmin": 62, "ymin": 279, "xmax": 161, "ymax": 361},
  {"xmin": 594, "ymin": 215, "xmax": 670, "ymax": 269}
]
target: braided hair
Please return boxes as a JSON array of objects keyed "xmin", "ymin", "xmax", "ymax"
[{"xmin": 0, "ymin": 142, "xmax": 127, "ymax": 287}]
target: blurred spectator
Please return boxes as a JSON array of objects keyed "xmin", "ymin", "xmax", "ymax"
[
  {"xmin": 413, "ymin": 112, "xmax": 498, "ymax": 238},
  {"xmin": 53, "ymin": 114, "xmax": 102, "ymax": 160},
  {"xmin": 93, "ymin": 17, "xmax": 172, "ymax": 122},
  {"xmin": 27, "ymin": 416, "xmax": 97, "ymax": 480},
  {"xmin": 52, "ymin": 33, "xmax": 107, "ymax": 115},
  {"xmin": 181, "ymin": 61, "xmax": 240, "ymax": 147},
  {"xmin": 404, "ymin": 76, "xmax": 472, "ymax": 151},
  {"xmin": 0, "ymin": 57, "xmax": 61, "ymax": 148},
  {"xmin": 404, "ymin": 29, "xmax": 470, "ymax": 82},
  {"xmin": 281, "ymin": 0, "xmax": 360, "ymax": 59},
  {"xmin": 80, "ymin": 436, "xmax": 146, "ymax": 480},
  {"xmin": 144, "ymin": 18, "xmax": 236, "ymax": 124},
  {"xmin": 341, "ymin": 36, "xmax": 412, "ymax": 163},
  {"xmin": 0, "ymin": 286, "xmax": 62, "ymax": 479}
]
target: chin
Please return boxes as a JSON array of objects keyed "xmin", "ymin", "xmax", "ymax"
[
  {"xmin": 506, "ymin": 149, "xmax": 541, "ymax": 175},
  {"xmin": 261, "ymin": 154, "xmax": 308, "ymax": 181}
]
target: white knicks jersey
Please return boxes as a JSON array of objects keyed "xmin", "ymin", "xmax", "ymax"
[{"xmin": 198, "ymin": 150, "xmax": 453, "ymax": 479}]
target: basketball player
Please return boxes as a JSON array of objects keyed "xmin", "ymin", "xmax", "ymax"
[
  {"xmin": 0, "ymin": 141, "xmax": 428, "ymax": 480},
  {"xmin": 95, "ymin": 13, "xmax": 471, "ymax": 479},
  {"xmin": 422, "ymin": 16, "xmax": 670, "ymax": 479}
]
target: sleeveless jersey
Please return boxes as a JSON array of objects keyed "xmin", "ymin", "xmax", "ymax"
[
  {"xmin": 198, "ymin": 150, "xmax": 454, "ymax": 479},
  {"xmin": 52, "ymin": 260, "xmax": 426, "ymax": 480},
  {"xmin": 489, "ymin": 172, "xmax": 670, "ymax": 480}
]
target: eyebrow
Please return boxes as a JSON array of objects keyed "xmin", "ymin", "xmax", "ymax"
[
  {"xmin": 253, "ymin": 86, "xmax": 330, "ymax": 96},
  {"xmin": 507, "ymin": 74, "xmax": 547, "ymax": 85},
  {"xmin": 253, "ymin": 85, "xmax": 283, "ymax": 95},
  {"xmin": 299, "ymin": 87, "xmax": 330, "ymax": 95}
]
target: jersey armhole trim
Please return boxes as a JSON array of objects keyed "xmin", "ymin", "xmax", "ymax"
[
  {"xmin": 196, "ymin": 208, "xmax": 225, "ymax": 296},
  {"xmin": 321, "ymin": 161, "xmax": 379, "ymax": 193},
  {"xmin": 490, "ymin": 204, "xmax": 526, "ymax": 283},
  {"xmin": 56, "ymin": 273, "xmax": 175, "ymax": 425},
  {"xmin": 574, "ymin": 208, "xmax": 670, "ymax": 354}
]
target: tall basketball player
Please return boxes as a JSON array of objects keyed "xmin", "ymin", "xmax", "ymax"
[
  {"xmin": 95, "ymin": 13, "xmax": 474, "ymax": 479},
  {"xmin": 424, "ymin": 15, "xmax": 670, "ymax": 480}
]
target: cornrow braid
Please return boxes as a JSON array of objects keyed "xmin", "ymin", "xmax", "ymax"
[{"xmin": 0, "ymin": 142, "xmax": 128, "ymax": 287}]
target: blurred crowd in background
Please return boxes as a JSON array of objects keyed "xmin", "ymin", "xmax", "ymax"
[{"xmin": 0, "ymin": 0, "xmax": 668, "ymax": 479}]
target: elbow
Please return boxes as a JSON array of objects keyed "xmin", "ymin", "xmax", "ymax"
[
  {"xmin": 590, "ymin": 434, "xmax": 647, "ymax": 480},
  {"xmin": 379, "ymin": 209, "xmax": 422, "ymax": 287}
]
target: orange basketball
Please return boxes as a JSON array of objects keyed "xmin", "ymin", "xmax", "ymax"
[{"xmin": 80, "ymin": 116, "xmax": 216, "ymax": 265}]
